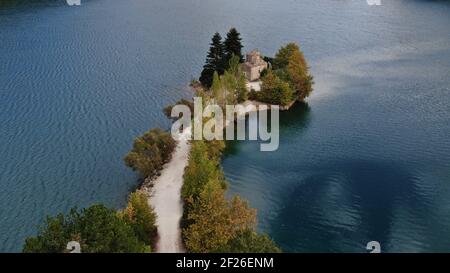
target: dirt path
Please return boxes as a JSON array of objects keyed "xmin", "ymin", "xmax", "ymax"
[{"xmin": 147, "ymin": 127, "xmax": 191, "ymax": 253}]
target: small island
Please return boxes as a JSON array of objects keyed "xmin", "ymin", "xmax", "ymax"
[{"xmin": 194, "ymin": 28, "xmax": 313, "ymax": 110}]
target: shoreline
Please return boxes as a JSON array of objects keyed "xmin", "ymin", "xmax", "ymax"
[
  {"xmin": 191, "ymin": 82, "xmax": 297, "ymax": 111},
  {"xmin": 139, "ymin": 97, "xmax": 296, "ymax": 252}
]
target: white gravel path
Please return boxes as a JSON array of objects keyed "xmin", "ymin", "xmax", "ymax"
[{"xmin": 147, "ymin": 127, "xmax": 191, "ymax": 253}]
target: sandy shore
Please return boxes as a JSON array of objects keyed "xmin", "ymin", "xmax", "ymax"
[{"xmin": 144, "ymin": 127, "xmax": 191, "ymax": 253}]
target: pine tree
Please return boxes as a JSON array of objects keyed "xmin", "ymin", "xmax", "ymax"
[
  {"xmin": 224, "ymin": 28, "xmax": 244, "ymax": 69},
  {"xmin": 199, "ymin": 33, "xmax": 225, "ymax": 87}
]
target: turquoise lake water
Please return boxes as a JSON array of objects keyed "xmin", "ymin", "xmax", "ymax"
[{"xmin": 1, "ymin": 0, "xmax": 450, "ymax": 252}]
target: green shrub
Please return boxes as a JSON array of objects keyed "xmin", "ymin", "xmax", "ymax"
[
  {"xmin": 124, "ymin": 128, "xmax": 176, "ymax": 178},
  {"xmin": 259, "ymin": 70, "xmax": 294, "ymax": 106},
  {"xmin": 23, "ymin": 204, "xmax": 149, "ymax": 253},
  {"xmin": 217, "ymin": 229, "xmax": 281, "ymax": 253},
  {"xmin": 163, "ymin": 99, "xmax": 194, "ymax": 120},
  {"xmin": 118, "ymin": 191, "xmax": 157, "ymax": 246},
  {"xmin": 273, "ymin": 43, "xmax": 313, "ymax": 100}
]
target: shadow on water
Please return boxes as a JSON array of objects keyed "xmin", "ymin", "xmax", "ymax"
[
  {"xmin": 274, "ymin": 160, "xmax": 433, "ymax": 252},
  {"xmin": 278, "ymin": 101, "xmax": 311, "ymax": 138}
]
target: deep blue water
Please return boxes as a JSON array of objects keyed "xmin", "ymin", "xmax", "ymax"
[{"xmin": 1, "ymin": 0, "xmax": 450, "ymax": 252}]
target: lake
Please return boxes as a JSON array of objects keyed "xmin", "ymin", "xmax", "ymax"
[{"xmin": 1, "ymin": 0, "xmax": 450, "ymax": 252}]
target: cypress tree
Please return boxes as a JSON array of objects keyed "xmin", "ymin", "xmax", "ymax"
[
  {"xmin": 199, "ymin": 33, "xmax": 225, "ymax": 87},
  {"xmin": 224, "ymin": 28, "xmax": 244, "ymax": 67}
]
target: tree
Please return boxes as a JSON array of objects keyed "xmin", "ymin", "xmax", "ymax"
[
  {"xmin": 180, "ymin": 137, "xmax": 280, "ymax": 253},
  {"xmin": 182, "ymin": 141, "xmax": 223, "ymax": 202},
  {"xmin": 199, "ymin": 33, "xmax": 225, "ymax": 87},
  {"xmin": 211, "ymin": 71, "xmax": 223, "ymax": 104},
  {"xmin": 224, "ymin": 28, "xmax": 244, "ymax": 66},
  {"xmin": 218, "ymin": 229, "xmax": 281, "ymax": 253},
  {"xmin": 221, "ymin": 70, "xmax": 238, "ymax": 105},
  {"xmin": 118, "ymin": 191, "xmax": 157, "ymax": 246},
  {"xmin": 272, "ymin": 43, "xmax": 313, "ymax": 100},
  {"xmin": 227, "ymin": 54, "xmax": 241, "ymax": 77},
  {"xmin": 180, "ymin": 139, "xmax": 226, "ymax": 231},
  {"xmin": 73, "ymin": 205, "xmax": 147, "ymax": 253},
  {"xmin": 236, "ymin": 69, "xmax": 248, "ymax": 103},
  {"xmin": 259, "ymin": 70, "xmax": 294, "ymax": 106},
  {"xmin": 163, "ymin": 99, "xmax": 194, "ymax": 120},
  {"xmin": 205, "ymin": 140, "xmax": 226, "ymax": 161},
  {"xmin": 199, "ymin": 68, "xmax": 215, "ymax": 89},
  {"xmin": 23, "ymin": 214, "xmax": 69, "ymax": 253},
  {"xmin": 214, "ymin": 54, "xmax": 248, "ymax": 104},
  {"xmin": 124, "ymin": 128, "xmax": 176, "ymax": 178},
  {"xmin": 183, "ymin": 183, "xmax": 256, "ymax": 253},
  {"xmin": 224, "ymin": 54, "xmax": 248, "ymax": 103},
  {"xmin": 273, "ymin": 43, "xmax": 302, "ymax": 69},
  {"xmin": 287, "ymin": 50, "xmax": 313, "ymax": 99},
  {"xmin": 23, "ymin": 205, "xmax": 149, "ymax": 253}
]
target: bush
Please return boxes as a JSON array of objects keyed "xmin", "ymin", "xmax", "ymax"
[
  {"xmin": 23, "ymin": 204, "xmax": 149, "ymax": 253},
  {"xmin": 273, "ymin": 43, "xmax": 313, "ymax": 100},
  {"xmin": 183, "ymin": 183, "xmax": 256, "ymax": 253},
  {"xmin": 181, "ymin": 139, "xmax": 281, "ymax": 253},
  {"xmin": 124, "ymin": 128, "xmax": 176, "ymax": 178},
  {"xmin": 118, "ymin": 191, "xmax": 157, "ymax": 246},
  {"xmin": 182, "ymin": 140, "xmax": 225, "ymax": 202},
  {"xmin": 163, "ymin": 99, "xmax": 194, "ymax": 120},
  {"xmin": 236, "ymin": 71, "xmax": 249, "ymax": 103},
  {"xmin": 218, "ymin": 229, "xmax": 281, "ymax": 253},
  {"xmin": 258, "ymin": 70, "xmax": 294, "ymax": 106},
  {"xmin": 248, "ymin": 90, "xmax": 259, "ymax": 101}
]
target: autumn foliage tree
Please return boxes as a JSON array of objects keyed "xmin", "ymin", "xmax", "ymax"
[
  {"xmin": 273, "ymin": 43, "xmax": 313, "ymax": 100},
  {"xmin": 163, "ymin": 99, "xmax": 194, "ymax": 120},
  {"xmin": 118, "ymin": 191, "xmax": 157, "ymax": 246},
  {"xmin": 209, "ymin": 54, "xmax": 248, "ymax": 105},
  {"xmin": 23, "ymin": 204, "xmax": 150, "ymax": 253},
  {"xmin": 217, "ymin": 230, "xmax": 281, "ymax": 253},
  {"xmin": 258, "ymin": 70, "xmax": 294, "ymax": 106},
  {"xmin": 182, "ymin": 140, "xmax": 225, "ymax": 202},
  {"xmin": 124, "ymin": 128, "xmax": 176, "ymax": 178},
  {"xmin": 181, "ymin": 138, "xmax": 280, "ymax": 253},
  {"xmin": 183, "ymin": 183, "xmax": 256, "ymax": 253}
]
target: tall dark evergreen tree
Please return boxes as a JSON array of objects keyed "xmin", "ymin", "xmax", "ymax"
[
  {"xmin": 224, "ymin": 28, "xmax": 244, "ymax": 67},
  {"xmin": 199, "ymin": 32, "xmax": 225, "ymax": 87}
]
